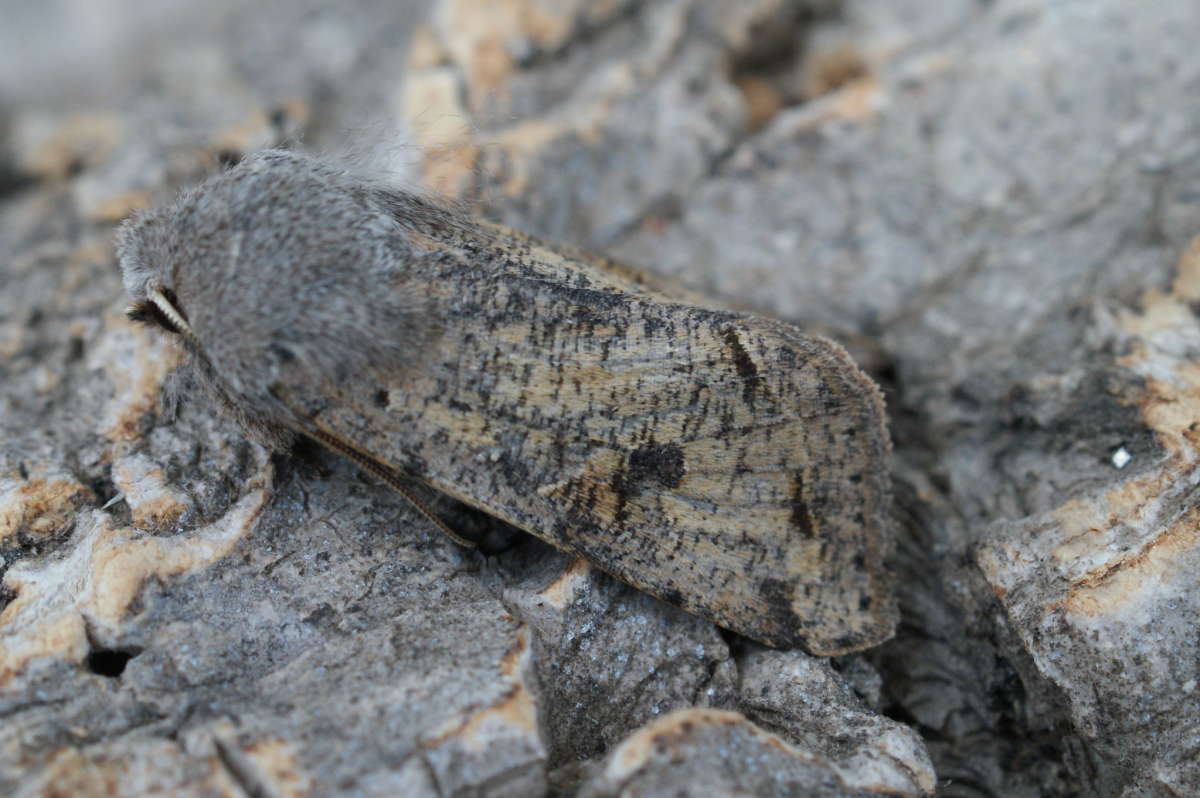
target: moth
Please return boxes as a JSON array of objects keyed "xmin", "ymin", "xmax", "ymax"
[{"xmin": 117, "ymin": 149, "xmax": 896, "ymax": 654}]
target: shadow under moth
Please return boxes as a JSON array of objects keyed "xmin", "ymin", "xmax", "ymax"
[{"xmin": 117, "ymin": 149, "xmax": 896, "ymax": 655}]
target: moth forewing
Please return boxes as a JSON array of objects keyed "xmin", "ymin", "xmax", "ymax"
[
  {"xmin": 116, "ymin": 150, "xmax": 896, "ymax": 655},
  {"xmin": 281, "ymin": 221, "xmax": 896, "ymax": 654}
]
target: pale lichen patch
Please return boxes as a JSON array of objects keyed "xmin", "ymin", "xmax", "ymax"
[
  {"xmin": 240, "ymin": 738, "xmax": 313, "ymax": 798},
  {"xmin": 0, "ymin": 487, "xmax": 266, "ymax": 687},
  {"xmin": 19, "ymin": 738, "xmax": 243, "ymax": 797},
  {"xmin": 111, "ymin": 453, "xmax": 193, "ymax": 528},
  {"xmin": 0, "ymin": 470, "xmax": 91, "ymax": 542},
  {"xmin": 976, "ymin": 237, "xmax": 1200, "ymax": 731},
  {"xmin": 89, "ymin": 312, "xmax": 181, "ymax": 442},
  {"xmin": 537, "ymin": 558, "xmax": 591, "ymax": 610},
  {"xmin": 11, "ymin": 112, "xmax": 123, "ymax": 180},
  {"xmin": 1042, "ymin": 239, "xmax": 1200, "ymax": 615},
  {"xmin": 603, "ymin": 708, "xmax": 819, "ymax": 783},
  {"xmin": 423, "ymin": 624, "xmax": 542, "ymax": 753}
]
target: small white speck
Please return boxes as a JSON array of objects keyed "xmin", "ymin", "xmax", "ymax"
[
  {"xmin": 1111, "ymin": 447, "xmax": 1131, "ymax": 469},
  {"xmin": 1184, "ymin": 680, "xmax": 1196, "ymax": 693}
]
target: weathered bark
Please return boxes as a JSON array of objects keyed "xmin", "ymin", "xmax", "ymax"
[{"xmin": 3, "ymin": 0, "xmax": 1198, "ymax": 795}]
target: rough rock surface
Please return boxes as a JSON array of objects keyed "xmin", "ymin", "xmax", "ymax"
[{"xmin": 2, "ymin": 0, "xmax": 1198, "ymax": 795}]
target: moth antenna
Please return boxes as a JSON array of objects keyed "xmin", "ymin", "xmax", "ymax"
[
  {"xmin": 148, "ymin": 287, "xmax": 203, "ymax": 350},
  {"xmin": 305, "ymin": 425, "xmax": 478, "ymax": 550}
]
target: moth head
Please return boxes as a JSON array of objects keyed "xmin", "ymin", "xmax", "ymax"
[
  {"xmin": 114, "ymin": 150, "xmax": 435, "ymax": 449},
  {"xmin": 115, "ymin": 204, "xmax": 289, "ymax": 448},
  {"xmin": 117, "ymin": 203, "xmax": 202, "ymax": 349}
]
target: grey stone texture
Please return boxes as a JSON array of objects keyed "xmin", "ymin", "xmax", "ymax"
[{"xmin": 3, "ymin": 0, "xmax": 1198, "ymax": 795}]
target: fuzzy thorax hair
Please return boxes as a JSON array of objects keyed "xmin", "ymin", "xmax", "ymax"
[{"xmin": 116, "ymin": 149, "xmax": 455, "ymax": 446}]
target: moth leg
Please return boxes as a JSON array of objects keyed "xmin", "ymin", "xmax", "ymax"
[{"xmin": 303, "ymin": 426, "xmax": 478, "ymax": 549}]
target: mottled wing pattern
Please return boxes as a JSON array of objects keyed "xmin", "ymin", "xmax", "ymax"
[{"xmin": 298, "ymin": 226, "xmax": 896, "ymax": 653}]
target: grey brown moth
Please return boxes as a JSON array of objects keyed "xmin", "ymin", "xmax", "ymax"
[{"xmin": 116, "ymin": 149, "xmax": 897, "ymax": 654}]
